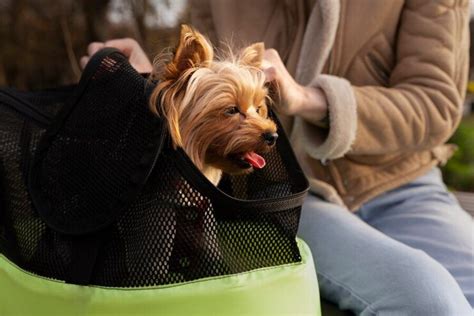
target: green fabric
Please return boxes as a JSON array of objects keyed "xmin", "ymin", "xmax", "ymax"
[{"xmin": 0, "ymin": 239, "xmax": 320, "ymax": 316}]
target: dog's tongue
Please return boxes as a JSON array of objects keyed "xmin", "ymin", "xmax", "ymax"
[{"xmin": 244, "ymin": 152, "xmax": 266, "ymax": 169}]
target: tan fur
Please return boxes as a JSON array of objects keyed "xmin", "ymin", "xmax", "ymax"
[{"xmin": 149, "ymin": 25, "xmax": 277, "ymax": 185}]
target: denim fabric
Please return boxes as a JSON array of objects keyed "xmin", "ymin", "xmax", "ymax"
[{"xmin": 298, "ymin": 168, "xmax": 473, "ymax": 315}]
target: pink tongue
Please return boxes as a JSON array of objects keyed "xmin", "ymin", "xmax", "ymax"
[{"xmin": 243, "ymin": 152, "xmax": 266, "ymax": 169}]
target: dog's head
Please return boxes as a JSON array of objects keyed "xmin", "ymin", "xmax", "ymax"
[{"xmin": 150, "ymin": 25, "xmax": 278, "ymax": 175}]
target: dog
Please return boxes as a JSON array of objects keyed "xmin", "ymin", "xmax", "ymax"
[{"xmin": 149, "ymin": 25, "xmax": 278, "ymax": 186}]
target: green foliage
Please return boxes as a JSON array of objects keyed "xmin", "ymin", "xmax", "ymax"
[{"xmin": 442, "ymin": 115, "xmax": 474, "ymax": 192}]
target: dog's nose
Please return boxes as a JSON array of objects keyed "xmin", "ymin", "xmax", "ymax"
[{"xmin": 262, "ymin": 132, "xmax": 278, "ymax": 146}]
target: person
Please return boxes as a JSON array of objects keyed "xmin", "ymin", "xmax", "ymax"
[{"xmin": 81, "ymin": 0, "xmax": 474, "ymax": 314}]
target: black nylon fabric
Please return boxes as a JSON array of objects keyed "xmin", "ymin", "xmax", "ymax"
[
  {"xmin": 0, "ymin": 48, "xmax": 309, "ymax": 287},
  {"xmin": 30, "ymin": 49, "xmax": 165, "ymax": 235}
]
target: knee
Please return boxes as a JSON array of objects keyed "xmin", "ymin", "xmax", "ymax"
[
  {"xmin": 387, "ymin": 251, "xmax": 471, "ymax": 315},
  {"xmin": 399, "ymin": 284, "xmax": 467, "ymax": 315}
]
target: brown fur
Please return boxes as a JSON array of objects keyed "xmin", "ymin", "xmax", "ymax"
[{"xmin": 149, "ymin": 25, "xmax": 277, "ymax": 185}]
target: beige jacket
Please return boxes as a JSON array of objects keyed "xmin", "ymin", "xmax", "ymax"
[{"xmin": 191, "ymin": 0, "xmax": 470, "ymax": 211}]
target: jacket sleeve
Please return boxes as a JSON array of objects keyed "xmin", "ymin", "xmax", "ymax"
[{"xmin": 305, "ymin": 0, "xmax": 470, "ymax": 160}]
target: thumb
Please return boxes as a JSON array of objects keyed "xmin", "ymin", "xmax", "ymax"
[
  {"xmin": 262, "ymin": 65, "xmax": 277, "ymax": 83},
  {"xmin": 80, "ymin": 56, "xmax": 90, "ymax": 70}
]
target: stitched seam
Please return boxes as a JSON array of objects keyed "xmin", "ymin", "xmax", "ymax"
[
  {"xmin": 317, "ymin": 271, "xmax": 378, "ymax": 315},
  {"xmin": 0, "ymin": 254, "xmax": 305, "ymax": 291}
]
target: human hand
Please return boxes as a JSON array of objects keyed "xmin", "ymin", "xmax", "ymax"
[
  {"xmin": 80, "ymin": 38, "xmax": 153, "ymax": 74},
  {"xmin": 262, "ymin": 49, "xmax": 328, "ymax": 122}
]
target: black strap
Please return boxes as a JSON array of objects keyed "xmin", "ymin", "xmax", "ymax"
[
  {"xmin": 0, "ymin": 89, "xmax": 53, "ymax": 128},
  {"xmin": 0, "ymin": 159, "xmax": 22, "ymax": 264},
  {"xmin": 168, "ymin": 203, "xmax": 207, "ymax": 279},
  {"xmin": 65, "ymin": 230, "xmax": 107, "ymax": 285}
]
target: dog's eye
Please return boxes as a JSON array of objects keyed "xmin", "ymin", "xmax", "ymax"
[
  {"xmin": 225, "ymin": 106, "xmax": 240, "ymax": 116},
  {"xmin": 256, "ymin": 106, "xmax": 267, "ymax": 116}
]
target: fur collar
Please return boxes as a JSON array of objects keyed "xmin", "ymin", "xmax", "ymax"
[{"xmin": 295, "ymin": 0, "xmax": 340, "ymax": 85}]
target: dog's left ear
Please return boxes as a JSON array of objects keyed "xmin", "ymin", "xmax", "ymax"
[
  {"xmin": 150, "ymin": 25, "xmax": 214, "ymax": 148},
  {"xmin": 165, "ymin": 25, "xmax": 214, "ymax": 81},
  {"xmin": 239, "ymin": 42, "xmax": 265, "ymax": 67}
]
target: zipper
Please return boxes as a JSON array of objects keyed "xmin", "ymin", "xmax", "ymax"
[{"xmin": 328, "ymin": 49, "xmax": 335, "ymax": 75}]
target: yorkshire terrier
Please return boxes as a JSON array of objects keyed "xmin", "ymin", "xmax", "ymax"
[{"xmin": 149, "ymin": 25, "xmax": 278, "ymax": 185}]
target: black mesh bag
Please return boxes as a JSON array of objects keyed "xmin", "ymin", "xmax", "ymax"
[{"xmin": 0, "ymin": 48, "xmax": 309, "ymax": 287}]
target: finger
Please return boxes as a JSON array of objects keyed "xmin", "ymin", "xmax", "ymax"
[
  {"xmin": 104, "ymin": 38, "xmax": 137, "ymax": 57},
  {"xmin": 261, "ymin": 59, "xmax": 277, "ymax": 82},
  {"xmin": 261, "ymin": 59, "xmax": 272, "ymax": 69},
  {"xmin": 263, "ymin": 48, "xmax": 280, "ymax": 61},
  {"xmin": 263, "ymin": 66, "xmax": 277, "ymax": 83},
  {"xmin": 80, "ymin": 56, "xmax": 90, "ymax": 69},
  {"xmin": 87, "ymin": 42, "xmax": 105, "ymax": 56}
]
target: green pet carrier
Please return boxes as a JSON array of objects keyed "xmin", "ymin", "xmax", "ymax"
[{"xmin": 0, "ymin": 48, "xmax": 321, "ymax": 315}]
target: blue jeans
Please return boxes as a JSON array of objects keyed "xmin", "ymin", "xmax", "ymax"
[{"xmin": 298, "ymin": 168, "xmax": 474, "ymax": 315}]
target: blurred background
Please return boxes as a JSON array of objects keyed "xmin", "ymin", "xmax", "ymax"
[{"xmin": 0, "ymin": 0, "xmax": 473, "ymax": 193}]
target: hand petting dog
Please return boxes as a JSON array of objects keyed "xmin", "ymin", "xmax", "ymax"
[{"xmin": 261, "ymin": 49, "xmax": 328, "ymax": 124}]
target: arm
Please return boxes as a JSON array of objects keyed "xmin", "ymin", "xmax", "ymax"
[
  {"xmin": 347, "ymin": 0, "xmax": 469, "ymax": 156},
  {"xmin": 299, "ymin": 0, "xmax": 470, "ymax": 161}
]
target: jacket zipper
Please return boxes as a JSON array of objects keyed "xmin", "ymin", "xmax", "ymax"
[{"xmin": 328, "ymin": 50, "xmax": 335, "ymax": 75}]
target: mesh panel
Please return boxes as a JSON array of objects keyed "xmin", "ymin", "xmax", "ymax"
[
  {"xmin": 0, "ymin": 48, "xmax": 308, "ymax": 287},
  {"xmin": 30, "ymin": 52, "xmax": 164, "ymax": 235}
]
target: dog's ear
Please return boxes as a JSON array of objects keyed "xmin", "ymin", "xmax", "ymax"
[
  {"xmin": 239, "ymin": 42, "xmax": 264, "ymax": 67},
  {"xmin": 165, "ymin": 24, "xmax": 214, "ymax": 81},
  {"xmin": 149, "ymin": 25, "xmax": 213, "ymax": 148}
]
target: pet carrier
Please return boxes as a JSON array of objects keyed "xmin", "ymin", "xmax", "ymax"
[{"xmin": 0, "ymin": 48, "xmax": 321, "ymax": 315}]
